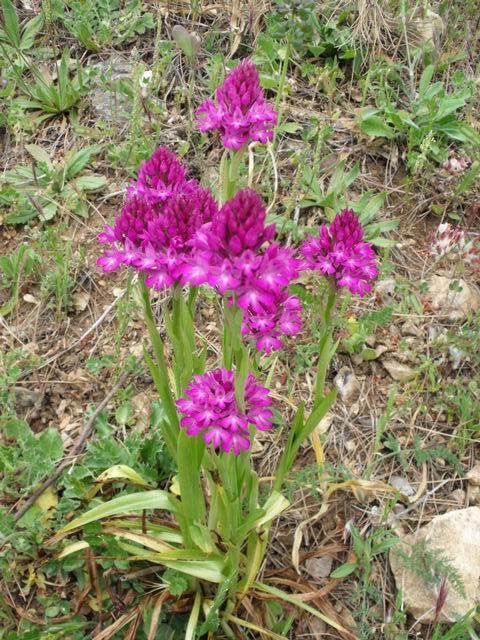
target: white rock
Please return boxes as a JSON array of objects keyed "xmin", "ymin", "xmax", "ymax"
[
  {"xmin": 390, "ymin": 507, "xmax": 480, "ymax": 622},
  {"xmin": 334, "ymin": 367, "xmax": 360, "ymax": 405},
  {"xmin": 390, "ymin": 476, "xmax": 415, "ymax": 497},
  {"xmin": 382, "ymin": 359, "xmax": 416, "ymax": 382},
  {"xmin": 426, "ymin": 275, "xmax": 480, "ymax": 320},
  {"xmin": 376, "ymin": 279, "xmax": 396, "ymax": 297},
  {"xmin": 401, "ymin": 322, "xmax": 422, "ymax": 337}
]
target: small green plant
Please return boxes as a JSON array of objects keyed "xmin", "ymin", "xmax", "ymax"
[
  {"xmin": 358, "ymin": 64, "xmax": 479, "ymax": 169},
  {"xmin": 2, "ymin": 143, "xmax": 107, "ymax": 223},
  {"xmin": 0, "ymin": 244, "xmax": 39, "ymax": 316},
  {"xmin": 393, "ymin": 538, "xmax": 466, "ymax": 599},
  {"xmin": 60, "ymin": 0, "xmax": 154, "ymax": 52},
  {"xmin": 11, "ymin": 47, "xmax": 86, "ymax": 119},
  {"xmin": 0, "ymin": 0, "xmax": 43, "ymax": 52}
]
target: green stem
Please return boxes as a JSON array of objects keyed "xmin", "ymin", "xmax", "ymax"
[
  {"xmin": 138, "ymin": 277, "xmax": 179, "ymax": 461},
  {"xmin": 273, "ymin": 32, "xmax": 292, "ymax": 144},
  {"xmin": 220, "ymin": 145, "xmax": 247, "ymax": 203}
]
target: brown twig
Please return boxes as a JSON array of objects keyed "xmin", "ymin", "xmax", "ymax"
[{"xmin": 12, "ymin": 362, "xmax": 139, "ymax": 523}]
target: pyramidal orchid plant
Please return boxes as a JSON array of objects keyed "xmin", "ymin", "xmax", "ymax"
[{"xmin": 61, "ymin": 60, "xmax": 379, "ymax": 637}]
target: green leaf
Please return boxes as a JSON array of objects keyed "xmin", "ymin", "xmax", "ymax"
[
  {"xmin": 65, "ymin": 145, "xmax": 102, "ymax": 179},
  {"xmin": 254, "ymin": 582, "xmax": 347, "ymax": 633},
  {"xmin": 438, "ymin": 121, "xmax": 480, "ymax": 145},
  {"xmin": 95, "ymin": 465, "xmax": 152, "ymax": 487},
  {"xmin": 1, "ymin": 0, "xmax": 20, "ymax": 47},
  {"xmin": 418, "ymin": 64, "xmax": 435, "ymax": 96},
  {"xmin": 59, "ymin": 490, "xmax": 180, "ymax": 533},
  {"xmin": 255, "ymin": 491, "xmax": 289, "ymax": 529},
  {"xmin": 38, "ymin": 428, "xmax": 63, "ymax": 459},
  {"xmin": 76, "ymin": 22, "xmax": 100, "ymax": 52},
  {"xmin": 177, "ymin": 428, "xmax": 206, "ymax": 528},
  {"xmin": 434, "ymin": 97, "xmax": 466, "ymax": 120},
  {"xmin": 119, "ymin": 543, "xmax": 226, "ymax": 582},
  {"xmin": 41, "ymin": 201, "xmax": 58, "ymax": 221},
  {"xmin": 300, "ymin": 389, "xmax": 337, "ymax": 442},
  {"xmin": 74, "ymin": 175, "xmax": 108, "ymax": 191},
  {"xmin": 358, "ymin": 193, "xmax": 386, "ymax": 224},
  {"xmin": 330, "ymin": 562, "xmax": 358, "ymax": 578},
  {"xmin": 25, "ymin": 144, "xmax": 51, "ymax": 166},
  {"xmin": 20, "ymin": 13, "xmax": 44, "ymax": 49},
  {"xmin": 281, "ymin": 122, "xmax": 302, "ymax": 134},
  {"xmin": 360, "ymin": 116, "xmax": 395, "ymax": 139}
]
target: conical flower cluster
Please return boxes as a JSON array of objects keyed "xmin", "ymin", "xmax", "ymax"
[
  {"xmin": 196, "ymin": 60, "xmax": 277, "ymax": 149},
  {"xmin": 176, "ymin": 368, "xmax": 273, "ymax": 455},
  {"xmin": 301, "ymin": 209, "xmax": 378, "ymax": 297}
]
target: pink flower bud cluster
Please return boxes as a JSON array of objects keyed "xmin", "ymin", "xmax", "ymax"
[
  {"xmin": 300, "ymin": 209, "xmax": 378, "ymax": 297},
  {"xmin": 196, "ymin": 60, "xmax": 277, "ymax": 150},
  {"xmin": 183, "ymin": 188, "xmax": 303, "ymax": 350},
  {"xmin": 442, "ymin": 155, "xmax": 470, "ymax": 176},
  {"xmin": 430, "ymin": 223, "xmax": 479, "ymax": 267},
  {"xmin": 176, "ymin": 368, "xmax": 273, "ymax": 455},
  {"xmin": 97, "ymin": 148, "xmax": 218, "ymax": 288}
]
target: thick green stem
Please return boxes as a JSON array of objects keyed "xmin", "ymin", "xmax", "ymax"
[
  {"xmin": 220, "ymin": 145, "xmax": 247, "ymax": 203},
  {"xmin": 138, "ymin": 277, "xmax": 179, "ymax": 460},
  {"xmin": 314, "ymin": 287, "xmax": 337, "ymax": 405}
]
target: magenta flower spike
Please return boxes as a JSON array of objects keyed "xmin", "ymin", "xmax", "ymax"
[
  {"xmin": 183, "ymin": 189, "xmax": 301, "ymax": 312},
  {"xmin": 97, "ymin": 146, "xmax": 219, "ymax": 287},
  {"xmin": 142, "ymin": 188, "xmax": 219, "ymax": 289},
  {"xmin": 301, "ymin": 209, "xmax": 378, "ymax": 297},
  {"xmin": 176, "ymin": 368, "xmax": 273, "ymax": 455},
  {"xmin": 128, "ymin": 146, "xmax": 195, "ymax": 204},
  {"xmin": 196, "ymin": 60, "xmax": 277, "ymax": 150}
]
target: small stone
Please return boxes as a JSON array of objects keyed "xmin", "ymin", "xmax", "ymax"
[
  {"xmin": 401, "ymin": 322, "xmax": 422, "ymax": 337},
  {"xmin": 390, "ymin": 476, "xmax": 415, "ymax": 497},
  {"xmin": 314, "ymin": 412, "xmax": 334, "ymax": 435},
  {"xmin": 426, "ymin": 275, "xmax": 480, "ymax": 320},
  {"xmin": 449, "ymin": 346, "xmax": 464, "ymax": 370},
  {"xmin": 307, "ymin": 618, "xmax": 326, "ymax": 635},
  {"xmin": 468, "ymin": 486, "xmax": 480, "ymax": 505},
  {"xmin": 449, "ymin": 489, "xmax": 466, "ymax": 506},
  {"xmin": 382, "ymin": 359, "xmax": 416, "ymax": 382},
  {"xmin": 304, "ymin": 555, "xmax": 333, "ymax": 579},
  {"xmin": 466, "ymin": 463, "xmax": 480, "ymax": 486},
  {"xmin": 334, "ymin": 367, "xmax": 360, "ymax": 405},
  {"xmin": 389, "ymin": 507, "xmax": 480, "ymax": 622},
  {"xmin": 345, "ymin": 439, "xmax": 356, "ymax": 452},
  {"xmin": 72, "ymin": 291, "xmax": 90, "ymax": 312},
  {"xmin": 12, "ymin": 386, "xmax": 42, "ymax": 409},
  {"xmin": 376, "ymin": 279, "xmax": 396, "ymax": 297}
]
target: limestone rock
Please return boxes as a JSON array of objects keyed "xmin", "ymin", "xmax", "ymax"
[
  {"xmin": 389, "ymin": 507, "xmax": 480, "ymax": 622},
  {"xmin": 426, "ymin": 276, "xmax": 480, "ymax": 320},
  {"xmin": 334, "ymin": 367, "xmax": 360, "ymax": 405},
  {"xmin": 382, "ymin": 359, "xmax": 416, "ymax": 382},
  {"xmin": 89, "ymin": 57, "xmax": 134, "ymax": 121}
]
